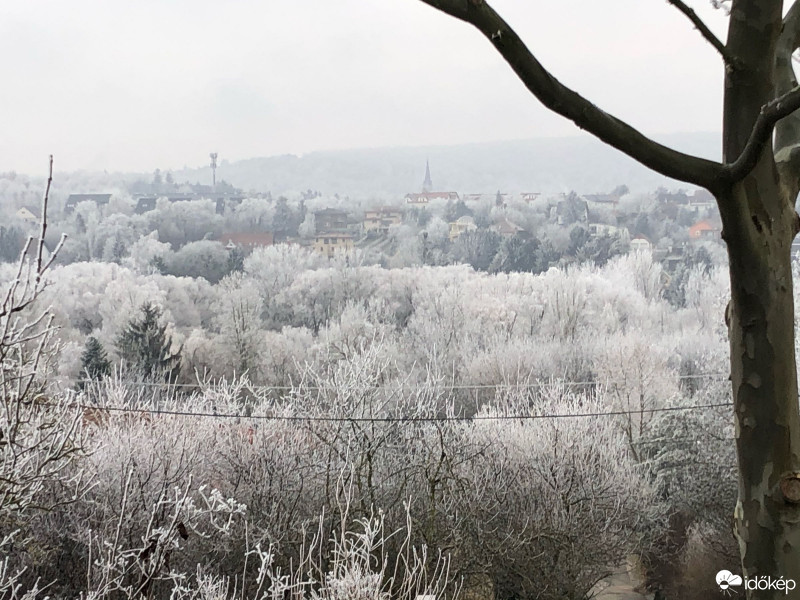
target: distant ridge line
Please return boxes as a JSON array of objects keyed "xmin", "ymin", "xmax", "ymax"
[{"xmin": 172, "ymin": 132, "xmax": 721, "ymax": 197}]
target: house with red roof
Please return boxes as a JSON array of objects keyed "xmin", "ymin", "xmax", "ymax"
[{"xmin": 689, "ymin": 220, "xmax": 719, "ymax": 240}]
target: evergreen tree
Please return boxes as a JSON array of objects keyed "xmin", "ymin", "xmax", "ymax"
[
  {"xmin": 74, "ymin": 213, "xmax": 86, "ymax": 235},
  {"xmin": 414, "ymin": 207, "xmax": 431, "ymax": 227},
  {"xmin": 489, "ymin": 235, "xmax": 545, "ymax": 274},
  {"xmin": 273, "ymin": 197, "xmax": 293, "ymax": 235},
  {"xmin": 110, "ymin": 238, "xmax": 126, "ymax": 264},
  {"xmin": 116, "ymin": 302, "xmax": 181, "ymax": 382},
  {"xmin": 663, "ymin": 263, "xmax": 690, "ymax": 309},
  {"xmin": 149, "ymin": 255, "xmax": 167, "ymax": 274},
  {"xmin": 79, "ymin": 336, "xmax": 111, "ymax": 389},
  {"xmin": 226, "ymin": 245, "xmax": 245, "ymax": 273},
  {"xmin": 444, "ymin": 199, "xmax": 472, "ymax": 223},
  {"xmin": 0, "ymin": 226, "xmax": 23, "ymax": 263},
  {"xmin": 567, "ymin": 225, "xmax": 590, "ymax": 257}
]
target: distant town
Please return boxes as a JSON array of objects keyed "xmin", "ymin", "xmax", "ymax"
[{"xmin": 2, "ymin": 155, "xmax": 734, "ymax": 287}]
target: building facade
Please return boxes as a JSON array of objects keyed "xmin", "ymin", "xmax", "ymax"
[
  {"xmin": 313, "ymin": 232, "xmax": 354, "ymax": 258},
  {"xmin": 315, "ymin": 208, "xmax": 349, "ymax": 233},
  {"xmin": 363, "ymin": 207, "xmax": 404, "ymax": 235}
]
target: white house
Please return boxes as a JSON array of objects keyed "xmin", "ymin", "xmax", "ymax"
[
  {"xmin": 15, "ymin": 206, "xmax": 39, "ymax": 226},
  {"xmin": 630, "ymin": 235, "xmax": 652, "ymax": 253}
]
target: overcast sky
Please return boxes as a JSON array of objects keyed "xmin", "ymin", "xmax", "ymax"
[{"xmin": 1, "ymin": 0, "xmax": 730, "ymax": 175}]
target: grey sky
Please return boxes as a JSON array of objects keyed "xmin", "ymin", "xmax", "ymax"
[{"xmin": 1, "ymin": 0, "xmax": 729, "ymax": 175}]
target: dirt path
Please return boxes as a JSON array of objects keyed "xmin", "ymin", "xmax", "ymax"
[{"xmin": 592, "ymin": 564, "xmax": 651, "ymax": 600}]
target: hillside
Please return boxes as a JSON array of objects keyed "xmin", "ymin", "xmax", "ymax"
[{"xmin": 174, "ymin": 132, "xmax": 720, "ymax": 197}]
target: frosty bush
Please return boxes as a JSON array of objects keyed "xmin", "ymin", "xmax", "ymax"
[
  {"xmin": 458, "ymin": 389, "xmax": 664, "ymax": 600},
  {"xmin": 0, "ymin": 162, "xmax": 85, "ymax": 598}
]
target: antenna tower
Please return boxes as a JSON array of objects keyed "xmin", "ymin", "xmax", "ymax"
[{"xmin": 209, "ymin": 153, "xmax": 218, "ymax": 189}]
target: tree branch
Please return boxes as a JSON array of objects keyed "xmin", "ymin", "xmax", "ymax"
[
  {"xmin": 722, "ymin": 86, "xmax": 800, "ymax": 183},
  {"xmin": 417, "ymin": 0, "xmax": 725, "ymax": 191},
  {"xmin": 664, "ymin": 0, "xmax": 739, "ymax": 68},
  {"xmin": 36, "ymin": 155, "xmax": 53, "ymax": 282},
  {"xmin": 774, "ymin": 1, "xmax": 800, "ymax": 197}
]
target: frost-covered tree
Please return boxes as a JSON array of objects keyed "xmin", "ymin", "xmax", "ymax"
[
  {"xmin": 388, "ymin": 225, "xmax": 423, "ymax": 268},
  {"xmin": 166, "ymin": 240, "xmax": 230, "ymax": 283},
  {"xmin": 116, "ymin": 302, "xmax": 181, "ymax": 382},
  {"xmin": 489, "ymin": 235, "xmax": 545, "ymax": 274},
  {"xmin": 124, "ymin": 232, "xmax": 172, "ymax": 274},
  {"xmin": 244, "ymin": 244, "xmax": 324, "ymax": 326},
  {"xmin": 79, "ymin": 336, "xmax": 111, "ymax": 388},
  {"xmin": 637, "ymin": 380, "xmax": 738, "ymax": 599},
  {"xmin": 298, "ymin": 211, "xmax": 316, "ymax": 239},
  {"xmin": 226, "ymin": 246, "xmax": 245, "ymax": 274},
  {"xmin": 150, "ymin": 199, "xmax": 222, "ymax": 248},
  {"xmin": 450, "ymin": 229, "xmax": 501, "ymax": 271},
  {"xmin": 226, "ymin": 197, "xmax": 274, "ymax": 232},
  {"xmin": 461, "ymin": 391, "xmax": 662, "ymax": 600},
  {"xmin": 212, "ymin": 272, "xmax": 263, "ymax": 376},
  {"xmin": 71, "ymin": 200, "xmax": 102, "ymax": 259}
]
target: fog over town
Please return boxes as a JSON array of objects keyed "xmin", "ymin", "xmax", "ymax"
[{"xmin": 2, "ymin": 1, "xmax": 798, "ymax": 599}]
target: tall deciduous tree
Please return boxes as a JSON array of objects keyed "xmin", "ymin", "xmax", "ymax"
[
  {"xmin": 213, "ymin": 272, "xmax": 263, "ymax": 376},
  {"xmin": 415, "ymin": 0, "xmax": 800, "ymax": 593}
]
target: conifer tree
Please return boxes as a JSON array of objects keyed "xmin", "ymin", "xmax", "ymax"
[
  {"xmin": 116, "ymin": 302, "xmax": 181, "ymax": 382},
  {"xmin": 0, "ymin": 225, "xmax": 23, "ymax": 263},
  {"xmin": 79, "ymin": 336, "xmax": 110, "ymax": 389},
  {"xmin": 226, "ymin": 245, "xmax": 245, "ymax": 273}
]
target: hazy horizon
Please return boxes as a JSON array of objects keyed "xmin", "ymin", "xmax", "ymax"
[
  {"xmin": 2, "ymin": 0, "xmax": 729, "ymax": 174},
  {"xmin": 12, "ymin": 130, "xmax": 723, "ymax": 183}
]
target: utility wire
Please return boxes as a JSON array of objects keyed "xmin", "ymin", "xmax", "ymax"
[
  {"xmin": 67, "ymin": 371, "xmax": 730, "ymax": 391},
  {"xmin": 632, "ymin": 434, "xmax": 735, "ymax": 446},
  {"xmin": 70, "ymin": 400, "xmax": 733, "ymax": 423}
]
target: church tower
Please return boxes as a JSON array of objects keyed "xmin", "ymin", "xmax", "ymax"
[{"xmin": 422, "ymin": 159, "xmax": 433, "ymax": 192}]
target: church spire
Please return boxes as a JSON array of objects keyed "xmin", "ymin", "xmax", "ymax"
[{"xmin": 422, "ymin": 159, "xmax": 433, "ymax": 192}]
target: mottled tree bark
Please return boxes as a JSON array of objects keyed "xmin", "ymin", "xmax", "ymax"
[
  {"xmin": 723, "ymin": 3, "xmax": 800, "ymax": 594},
  {"xmin": 415, "ymin": 0, "xmax": 800, "ymax": 596}
]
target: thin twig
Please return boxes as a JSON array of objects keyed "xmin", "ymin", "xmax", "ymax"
[
  {"xmin": 665, "ymin": 0, "xmax": 739, "ymax": 68},
  {"xmin": 36, "ymin": 155, "xmax": 53, "ymax": 281}
]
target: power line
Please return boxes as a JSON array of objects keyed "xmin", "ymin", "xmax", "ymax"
[
  {"xmin": 71, "ymin": 400, "xmax": 733, "ymax": 423},
  {"xmin": 632, "ymin": 434, "xmax": 735, "ymax": 446},
  {"xmin": 67, "ymin": 372, "xmax": 730, "ymax": 392}
]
